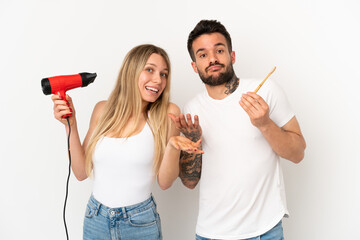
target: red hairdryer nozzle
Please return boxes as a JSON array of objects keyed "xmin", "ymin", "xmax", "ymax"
[{"xmin": 41, "ymin": 72, "xmax": 96, "ymax": 118}]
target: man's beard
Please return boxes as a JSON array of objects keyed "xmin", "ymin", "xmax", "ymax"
[{"xmin": 198, "ymin": 63, "xmax": 235, "ymax": 86}]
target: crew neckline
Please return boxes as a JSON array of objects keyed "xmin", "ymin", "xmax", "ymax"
[{"xmin": 204, "ymin": 79, "xmax": 242, "ymax": 103}]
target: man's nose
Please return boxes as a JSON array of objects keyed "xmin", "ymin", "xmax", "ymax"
[{"xmin": 208, "ymin": 52, "xmax": 218, "ymax": 65}]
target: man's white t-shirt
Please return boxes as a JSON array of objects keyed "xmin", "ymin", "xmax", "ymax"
[{"xmin": 183, "ymin": 78, "xmax": 294, "ymax": 239}]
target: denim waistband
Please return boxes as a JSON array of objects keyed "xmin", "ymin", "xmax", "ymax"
[{"xmin": 87, "ymin": 194, "xmax": 156, "ymax": 218}]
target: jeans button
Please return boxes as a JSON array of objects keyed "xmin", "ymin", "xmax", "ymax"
[{"xmin": 110, "ymin": 211, "xmax": 115, "ymax": 215}]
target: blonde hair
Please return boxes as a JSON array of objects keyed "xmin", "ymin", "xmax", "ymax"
[{"xmin": 85, "ymin": 44, "xmax": 171, "ymax": 177}]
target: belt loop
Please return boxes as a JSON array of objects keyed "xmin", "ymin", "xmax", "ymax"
[
  {"xmin": 122, "ymin": 207, "xmax": 127, "ymax": 219},
  {"xmin": 95, "ymin": 202, "xmax": 101, "ymax": 216}
]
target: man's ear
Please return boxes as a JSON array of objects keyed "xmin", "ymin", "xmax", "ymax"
[
  {"xmin": 231, "ymin": 51, "xmax": 236, "ymax": 64},
  {"xmin": 191, "ymin": 61, "xmax": 199, "ymax": 73}
]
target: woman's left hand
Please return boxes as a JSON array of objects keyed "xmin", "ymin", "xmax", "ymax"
[{"xmin": 168, "ymin": 136, "xmax": 204, "ymax": 154}]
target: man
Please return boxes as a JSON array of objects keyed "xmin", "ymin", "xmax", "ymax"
[{"xmin": 170, "ymin": 20, "xmax": 306, "ymax": 240}]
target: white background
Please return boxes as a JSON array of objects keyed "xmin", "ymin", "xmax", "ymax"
[{"xmin": 1, "ymin": 0, "xmax": 359, "ymax": 239}]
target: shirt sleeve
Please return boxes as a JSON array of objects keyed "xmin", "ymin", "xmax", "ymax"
[{"xmin": 260, "ymin": 80, "xmax": 295, "ymax": 128}]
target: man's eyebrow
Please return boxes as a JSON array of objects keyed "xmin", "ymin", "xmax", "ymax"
[
  {"xmin": 215, "ymin": 43, "xmax": 226, "ymax": 47},
  {"xmin": 195, "ymin": 42, "xmax": 226, "ymax": 55},
  {"xmin": 195, "ymin": 48, "xmax": 205, "ymax": 55}
]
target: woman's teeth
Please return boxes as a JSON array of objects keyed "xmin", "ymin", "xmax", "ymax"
[{"xmin": 145, "ymin": 86, "xmax": 159, "ymax": 93}]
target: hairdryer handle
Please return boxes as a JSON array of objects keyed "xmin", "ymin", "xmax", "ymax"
[{"xmin": 57, "ymin": 90, "xmax": 73, "ymax": 118}]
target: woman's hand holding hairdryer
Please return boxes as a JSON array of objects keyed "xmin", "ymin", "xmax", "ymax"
[{"xmin": 52, "ymin": 94, "xmax": 76, "ymax": 126}]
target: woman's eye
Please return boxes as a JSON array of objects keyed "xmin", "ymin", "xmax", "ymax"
[
  {"xmin": 146, "ymin": 68, "xmax": 153, "ymax": 72},
  {"xmin": 160, "ymin": 73, "xmax": 168, "ymax": 77}
]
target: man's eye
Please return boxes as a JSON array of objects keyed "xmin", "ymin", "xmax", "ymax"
[
  {"xmin": 217, "ymin": 49, "xmax": 224, "ymax": 53},
  {"xmin": 199, "ymin": 54, "xmax": 206, "ymax": 58}
]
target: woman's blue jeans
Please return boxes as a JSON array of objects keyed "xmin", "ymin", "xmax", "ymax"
[{"xmin": 83, "ymin": 194, "xmax": 162, "ymax": 240}]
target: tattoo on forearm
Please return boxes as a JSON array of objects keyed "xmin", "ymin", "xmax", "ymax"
[
  {"xmin": 183, "ymin": 131, "xmax": 201, "ymax": 142},
  {"xmin": 179, "ymin": 151, "xmax": 202, "ymax": 188},
  {"xmin": 224, "ymin": 75, "xmax": 239, "ymax": 95}
]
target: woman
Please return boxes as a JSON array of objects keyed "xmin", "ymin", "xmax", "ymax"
[{"xmin": 51, "ymin": 44, "xmax": 202, "ymax": 239}]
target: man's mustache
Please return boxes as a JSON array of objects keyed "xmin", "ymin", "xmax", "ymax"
[{"xmin": 206, "ymin": 63, "xmax": 225, "ymax": 72}]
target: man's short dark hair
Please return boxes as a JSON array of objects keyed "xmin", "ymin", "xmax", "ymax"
[{"xmin": 187, "ymin": 20, "xmax": 232, "ymax": 61}]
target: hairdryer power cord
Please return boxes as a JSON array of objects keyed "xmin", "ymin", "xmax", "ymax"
[{"xmin": 64, "ymin": 117, "xmax": 71, "ymax": 240}]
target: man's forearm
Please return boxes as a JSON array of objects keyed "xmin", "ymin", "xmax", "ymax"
[
  {"xmin": 179, "ymin": 151, "xmax": 202, "ymax": 189},
  {"xmin": 174, "ymin": 113, "xmax": 203, "ymax": 189},
  {"xmin": 260, "ymin": 120, "xmax": 306, "ymax": 163}
]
